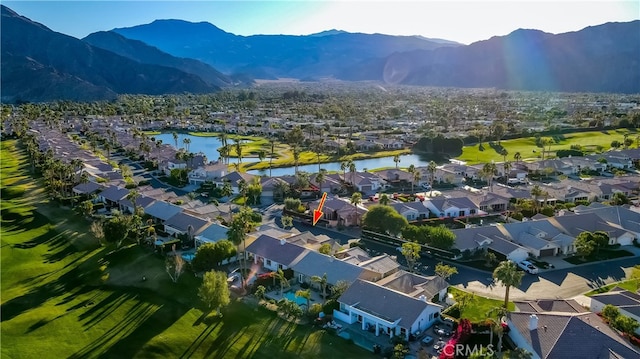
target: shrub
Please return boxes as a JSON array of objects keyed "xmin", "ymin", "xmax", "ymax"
[{"xmin": 322, "ymin": 299, "xmax": 339, "ymax": 315}]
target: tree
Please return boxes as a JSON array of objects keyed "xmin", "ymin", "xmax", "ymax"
[
  {"xmin": 611, "ymin": 192, "xmax": 629, "ymax": 205},
  {"xmin": 90, "ymin": 220, "xmax": 105, "ymax": 246},
  {"xmin": 102, "ymin": 211, "xmax": 135, "ymax": 247},
  {"xmin": 247, "ymin": 176, "xmax": 263, "ymax": 205},
  {"xmin": 198, "ymin": 271, "xmax": 230, "ymax": 316},
  {"xmin": 601, "ymin": 304, "xmax": 620, "ymax": 322},
  {"xmin": 429, "ymin": 225, "xmax": 456, "ymax": 249},
  {"xmin": 484, "ymin": 251, "xmax": 497, "ymax": 267},
  {"xmin": 350, "ymin": 192, "xmax": 363, "ymax": 226},
  {"xmin": 427, "ymin": 161, "xmax": 437, "ymax": 196},
  {"xmin": 331, "ymin": 280, "xmax": 350, "ymax": 299},
  {"xmin": 295, "ymin": 289, "xmax": 311, "ymax": 313},
  {"xmin": 530, "ymin": 185, "xmax": 543, "ymax": 213},
  {"xmin": 362, "ymin": 205, "xmax": 408, "ymax": 235},
  {"xmin": 379, "ymin": 193, "xmax": 390, "ymax": 205},
  {"xmin": 502, "ymin": 161, "xmax": 512, "ymax": 184},
  {"xmin": 513, "ymin": 152, "xmax": 522, "ymax": 164},
  {"xmin": 575, "ymin": 232, "xmax": 596, "ymax": 260},
  {"xmin": 492, "ymin": 260, "xmax": 524, "ymax": 308},
  {"xmin": 435, "ymin": 262, "xmax": 458, "ymax": 280},
  {"xmin": 630, "ymin": 265, "xmax": 640, "ymax": 287},
  {"xmin": 614, "ymin": 315, "xmax": 639, "ymax": 335},
  {"xmin": 393, "ymin": 343, "xmax": 409, "ymax": 359},
  {"xmin": 393, "ymin": 154, "xmax": 401, "ymax": 169},
  {"xmin": 506, "ymin": 348, "xmax": 534, "ymax": 359},
  {"xmin": 255, "ymin": 285, "xmax": 266, "ymax": 300},
  {"xmin": 274, "ymin": 268, "xmax": 290, "ymax": 296},
  {"xmin": 481, "ymin": 162, "xmax": 498, "ymax": 192},
  {"xmin": 401, "ymin": 241, "xmax": 421, "ymax": 273},
  {"xmin": 192, "ymin": 241, "xmax": 237, "ymax": 272},
  {"xmin": 166, "ymin": 250, "xmax": 185, "ymax": 283},
  {"xmin": 78, "ymin": 200, "xmax": 94, "ymax": 217},
  {"xmin": 318, "ymin": 243, "xmax": 332, "ymax": 255},
  {"xmin": 281, "ymin": 215, "xmax": 293, "ymax": 229},
  {"xmin": 311, "ymin": 273, "xmax": 329, "ymax": 303}
]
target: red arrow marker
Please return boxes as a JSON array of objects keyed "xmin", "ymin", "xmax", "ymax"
[{"xmin": 312, "ymin": 192, "xmax": 327, "ymax": 226}]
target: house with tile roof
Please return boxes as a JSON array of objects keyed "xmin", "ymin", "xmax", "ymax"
[
  {"xmin": 573, "ymin": 204, "xmax": 640, "ymax": 240},
  {"xmin": 144, "ymin": 201, "xmax": 184, "ymax": 223},
  {"xmin": 422, "ymin": 196, "xmax": 480, "ymax": 218},
  {"xmin": 245, "ymin": 234, "xmax": 308, "ymax": 272},
  {"xmin": 290, "ymin": 250, "xmax": 364, "ymax": 289},
  {"xmin": 163, "ymin": 212, "xmax": 211, "ymax": 237},
  {"xmin": 96, "ymin": 185, "xmax": 129, "ymax": 207},
  {"xmin": 507, "ymin": 301, "xmax": 640, "ymax": 358},
  {"xmin": 452, "ymin": 226, "xmax": 530, "ymax": 263},
  {"xmin": 590, "ymin": 287, "xmax": 640, "ymax": 335},
  {"xmin": 391, "ymin": 201, "xmax": 431, "ymax": 221},
  {"xmin": 334, "ymin": 279, "xmax": 443, "ymax": 341},
  {"xmin": 376, "ymin": 270, "xmax": 449, "ymax": 303}
]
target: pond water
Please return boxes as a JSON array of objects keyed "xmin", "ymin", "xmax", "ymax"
[
  {"xmin": 153, "ymin": 132, "xmax": 438, "ymax": 177},
  {"xmin": 248, "ymin": 154, "xmax": 437, "ymax": 176}
]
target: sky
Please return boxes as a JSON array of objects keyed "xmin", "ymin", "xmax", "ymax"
[{"xmin": 4, "ymin": 1, "xmax": 639, "ymax": 44}]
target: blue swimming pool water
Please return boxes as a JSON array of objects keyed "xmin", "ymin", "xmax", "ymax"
[
  {"xmin": 283, "ymin": 292, "xmax": 308, "ymax": 307},
  {"xmin": 181, "ymin": 253, "xmax": 195, "ymax": 261}
]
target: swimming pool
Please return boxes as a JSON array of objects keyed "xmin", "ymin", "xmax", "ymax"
[
  {"xmin": 283, "ymin": 292, "xmax": 308, "ymax": 307},
  {"xmin": 181, "ymin": 253, "xmax": 195, "ymax": 262}
]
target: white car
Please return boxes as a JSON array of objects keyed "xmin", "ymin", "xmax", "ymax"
[{"xmin": 518, "ymin": 260, "xmax": 539, "ymax": 274}]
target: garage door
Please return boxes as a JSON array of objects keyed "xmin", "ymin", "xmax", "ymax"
[
  {"xmin": 361, "ymin": 185, "xmax": 372, "ymax": 192},
  {"xmin": 539, "ymin": 248, "xmax": 555, "ymax": 257}
]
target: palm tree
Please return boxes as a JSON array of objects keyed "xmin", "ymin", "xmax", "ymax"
[
  {"xmin": 486, "ymin": 306, "xmax": 508, "ymax": 356},
  {"xmin": 292, "ymin": 145, "xmax": 301, "ymax": 174},
  {"xmin": 234, "ymin": 138, "xmax": 243, "ymax": 164},
  {"xmin": 295, "ymin": 289, "xmax": 311, "ymax": 313},
  {"xmin": 183, "ymin": 137, "xmax": 191, "ymax": 152},
  {"xmin": 481, "ymin": 162, "xmax": 498, "ymax": 192},
  {"xmin": 393, "ymin": 154, "xmax": 401, "ymax": 169},
  {"xmin": 172, "ymin": 131, "xmax": 178, "ymax": 148},
  {"xmin": 492, "ymin": 260, "xmax": 524, "ymax": 308},
  {"xmin": 348, "ymin": 161, "xmax": 357, "ymax": 188},
  {"xmin": 340, "ymin": 161, "xmax": 348, "ymax": 182},
  {"xmin": 220, "ymin": 180, "xmax": 233, "ymax": 220},
  {"xmin": 311, "ymin": 273, "xmax": 329, "ymax": 303},
  {"xmin": 274, "ymin": 268, "xmax": 289, "ymax": 296},
  {"xmin": 503, "ymin": 161, "xmax": 512, "ymax": 185},
  {"xmin": 269, "ymin": 138, "xmax": 276, "ymax": 177},
  {"xmin": 530, "ymin": 185, "xmax": 543, "ymax": 213},
  {"xmin": 507, "ymin": 348, "xmax": 534, "ymax": 359},
  {"xmin": 513, "ymin": 152, "xmax": 522, "ymax": 164},
  {"xmin": 315, "ymin": 169, "xmax": 326, "ymax": 193},
  {"xmin": 427, "ymin": 161, "xmax": 437, "ymax": 196},
  {"xmin": 379, "ymin": 194, "xmax": 390, "ymax": 205},
  {"xmin": 413, "ymin": 170, "xmax": 421, "ymax": 195},
  {"xmin": 126, "ymin": 189, "xmax": 140, "ymax": 215},
  {"xmin": 350, "ymin": 192, "xmax": 362, "ymax": 226}
]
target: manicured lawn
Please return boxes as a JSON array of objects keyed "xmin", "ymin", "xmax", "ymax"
[
  {"xmin": 0, "ymin": 140, "xmax": 367, "ymax": 359},
  {"xmin": 585, "ymin": 279, "xmax": 639, "ymax": 296},
  {"xmin": 446, "ymin": 287, "xmax": 515, "ymax": 322},
  {"xmin": 457, "ymin": 129, "xmax": 638, "ymax": 164},
  {"xmin": 563, "ymin": 249, "xmax": 635, "ymax": 265}
]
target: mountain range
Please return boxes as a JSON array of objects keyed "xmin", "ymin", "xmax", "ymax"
[
  {"xmin": 111, "ymin": 19, "xmax": 459, "ymax": 79},
  {"xmin": 2, "ymin": 5, "xmax": 639, "ymax": 103},
  {"xmin": 0, "ymin": 5, "xmax": 219, "ymax": 103}
]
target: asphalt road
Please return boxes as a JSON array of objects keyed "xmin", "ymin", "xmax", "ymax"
[{"xmin": 263, "ymin": 206, "xmax": 639, "ymax": 301}]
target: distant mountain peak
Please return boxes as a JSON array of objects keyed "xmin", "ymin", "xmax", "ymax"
[{"xmin": 309, "ymin": 29, "xmax": 348, "ymax": 37}]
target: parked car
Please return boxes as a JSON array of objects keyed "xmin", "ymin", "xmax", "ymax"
[{"xmin": 518, "ymin": 260, "xmax": 539, "ymax": 274}]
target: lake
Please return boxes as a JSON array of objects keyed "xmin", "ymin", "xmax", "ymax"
[{"xmin": 153, "ymin": 132, "xmax": 438, "ymax": 176}]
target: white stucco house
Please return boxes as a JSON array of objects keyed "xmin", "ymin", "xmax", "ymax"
[{"xmin": 334, "ymin": 279, "xmax": 443, "ymax": 340}]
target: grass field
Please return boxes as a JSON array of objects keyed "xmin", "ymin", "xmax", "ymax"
[
  {"xmin": 585, "ymin": 279, "xmax": 639, "ymax": 296},
  {"xmin": 446, "ymin": 287, "xmax": 515, "ymax": 322},
  {"xmin": 457, "ymin": 129, "xmax": 638, "ymax": 164},
  {"xmin": 0, "ymin": 140, "xmax": 368, "ymax": 359}
]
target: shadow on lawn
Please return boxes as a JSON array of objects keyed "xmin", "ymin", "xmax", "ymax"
[{"xmin": 69, "ymin": 286, "xmax": 191, "ymax": 359}]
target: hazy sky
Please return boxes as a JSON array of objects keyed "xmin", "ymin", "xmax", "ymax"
[{"xmin": 4, "ymin": 1, "xmax": 639, "ymax": 44}]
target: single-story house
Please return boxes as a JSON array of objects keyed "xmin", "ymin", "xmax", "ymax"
[
  {"xmin": 144, "ymin": 201, "xmax": 184, "ymax": 223},
  {"xmin": 391, "ymin": 202, "xmax": 430, "ymax": 221},
  {"xmin": 245, "ymin": 234, "xmax": 308, "ymax": 272},
  {"xmin": 422, "ymin": 197, "xmax": 480, "ymax": 218},
  {"xmin": 334, "ymin": 279, "xmax": 443, "ymax": 341},
  {"xmin": 290, "ymin": 250, "xmax": 364, "ymax": 290},
  {"xmin": 589, "ymin": 287, "xmax": 640, "ymax": 335},
  {"xmin": 507, "ymin": 300, "xmax": 640, "ymax": 358},
  {"xmin": 163, "ymin": 212, "xmax": 211, "ymax": 237}
]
